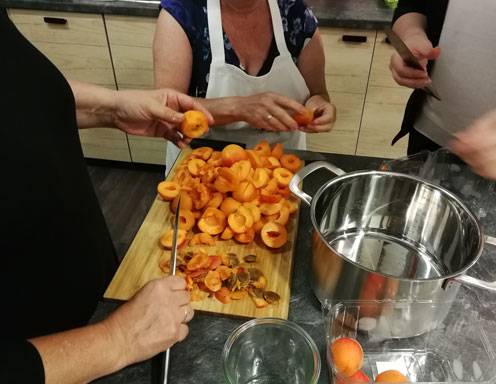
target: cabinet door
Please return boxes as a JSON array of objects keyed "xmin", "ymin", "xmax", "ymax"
[
  {"xmin": 307, "ymin": 28, "xmax": 376, "ymax": 155},
  {"xmin": 357, "ymin": 32, "xmax": 411, "ymax": 159},
  {"xmin": 105, "ymin": 15, "xmax": 167, "ymax": 165},
  {"xmin": 8, "ymin": 9, "xmax": 131, "ymax": 162}
]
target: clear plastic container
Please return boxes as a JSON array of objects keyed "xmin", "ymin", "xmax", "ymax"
[{"xmin": 324, "ymin": 291, "xmax": 496, "ymax": 384}]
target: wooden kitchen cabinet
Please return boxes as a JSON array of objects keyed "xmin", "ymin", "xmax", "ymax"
[
  {"xmin": 356, "ymin": 32, "xmax": 411, "ymax": 159},
  {"xmin": 307, "ymin": 27, "xmax": 376, "ymax": 155},
  {"xmin": 8, "ymin": 9, "xmax": 132, "ymax": 162},
  {"xmin": 105, "ymin": 15, "xmax": 166, "ymax": 165}
]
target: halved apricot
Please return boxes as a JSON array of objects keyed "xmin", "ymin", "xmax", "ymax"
[
  {"xmin": 220, "ymin": 226, "xmax": 234, "ymax": 240},
  {"xmin": 271, "ymin": 143, "xmax": 284, "ymax": 159},
  {"xmin": 180, "ymin": 110, "xmax": 209, "ymax": 139},
  {"xmin": 159, "ymin": 228, "xmax": 187, "ymax": 249},
  {"xmin": 246, "ymin": 149, "xmax": 264, "ymax": 168},
  {"xmin": 251, "ymin": 168, "xmax": 269, "ymax": 189},
  {"xmin": 207, "ymin": 151, "xmax": 223, "ymax": 167},
  {"xmin": 187, "ymin": 158, "xmax": 206, "ymax": 176},
  {"xmin": 208, "ymin": 255, "xmax": 222, "ymax": 270},
  {"xmin": 230, "ymin": 290, "xmax": 248, "ymax": 300},
  {"xmin": 293, "ymin": 108, "xmax": 314, "ymax": 127},
  {"xmin": 192, "ymin": 146, "xmax": 213, "ymax": 161},
  {"xmin": 243, "ymin": 202, "xmax": 261, "ymax": 223},
  {"xmin": 189, "ymin": 232, "xmax": 216, "ymax": 246},
  {"xmin": 230, "ymin": 160, "xmax": 252, "ymax": 181},
  {"xmin": 191, "ymin": 184, "xmax": 211, "ymax": 210},
  {"xmin": 273, "ymin": 167, "xmax": 293, "ymax": 187},
  {"xmin": 220, "ymin": 197, "xmax": 242, "ymax": 216},
  {"xmin": 252, "ymin": 220, "xmax": 264, "ymax": 233},
  {"xmin": 274, "ymin": 205, "xmax": 290, "ymax": 226},
  {"xmin": 204, "ymin": 270, "xmax": 222, "ymax": 292},
  {"xmin": 260, "ymin": 191, "xmax": 282, "ymax": 204},
  {"xmin": 197, "ymin": 207, "xmax": 226, "ymax": 235},
  {"xmin": 261, "ymin": 222, "xmax": 288, "ymax": 248},
  {"xmin": 253, "ymin": 140, "xmax": 271, "ymax": 156},
  {"xmin": 260, "ymin": 202, "xmax": 282, "ymax": 216},
  {"xmin": 214, "ymin": 168, "xmax": 239, "ymax": 193},
  {"xmin": 214, "ymin": 287, "xmax": 231, "ymax": 304},
  {"xmin": 157, "ymin": 181, "xmax": 181, "ymax": 201},
  {"xmin": 178, "ymin": 210, "xmax": 195, "ymax": 231},
  {"xmin": 235, "ymin": 227, "xmax": 255, "ymax": 244},
  {"xmin": 217, "ymin": 265, "xmax": 233, "ymax": 280},
  {"xmin": 170, "ymin": 192, "xmax": 193, "ymax": 213},
  {"xmin": 233, "ymin": 180, "xmax": 258, "ymax": 203},
  {"xmin": 280, "ymin": 154, "xmax": 303, "ymax": 172},
  {"xmin": 284, "ymin": 199, "xmax": 299, "ymax": 214},
  {"xmin": 187, "ymin": 251, "xmax": 211, "ymax": 270},
  {"xmin": 266, "ymin": 156, "xmax": 281, "ymax": 170},
  {"xmin": 207, "ymin": 192, "xmax": 224, "ymax": 209},
  {"xmin": 228, "ymin": 206, "xmax": 254, "ymax": 234},
  {"xmin": 222, "ymin": 144, "xmax": 248, "ymax": 167},
  {"xmin": 200, "ymin": 166, "xmax": 217, "ymax": 185},
  {"xmin": 264, "ymin": 178, "xmax": 278, "ymax": 194}
]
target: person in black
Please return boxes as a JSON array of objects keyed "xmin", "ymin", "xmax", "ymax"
[
  {"xmin": 390, "ymin": 0, "xmax": 496, "ymax": 180},
  {"xmin": 1, "ymin": 8, "xmax": 212, "ymax": 383}
]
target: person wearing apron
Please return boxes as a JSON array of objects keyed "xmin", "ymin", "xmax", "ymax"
[
  {"xmin": 390, "ymin": 0, "xmax": 496, "ymax": 179},
  {"xmin": 155, "ymin": 0, "xmax": 336, "ymax": 173}
]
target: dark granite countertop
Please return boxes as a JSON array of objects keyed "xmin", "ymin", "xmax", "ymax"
[
  {"xmin": 0, "ymin": 0, "xmax": 394, "ymax": 29},
  {"xmin": 89, "ymin": 151, "xmax": 496, "ymax": 384}
]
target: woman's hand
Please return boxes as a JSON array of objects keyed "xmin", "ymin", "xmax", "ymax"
[
  {"xmin": 235, "ymin": 92, "xmax": 307, "ymax": 132},
  {"xmin": 113, "ymin": 89, "xmax": 214, "ymax": 148},
  {"xmin": 389, "ymin": 32, "xmax": 441, "ymax": 89},
  {"xmin": 450, "ymin": 110, "xmax": 496, "ymax": 180},
  {"xmin": 103, "ymin": 276, "xmax": 194, "ymax": 367},
  {"xmin": 300, "ymin": 95, "xmax": 336, "ymax": 133}
]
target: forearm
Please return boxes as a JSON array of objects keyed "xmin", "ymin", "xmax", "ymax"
[
  {"xmin": 196, "ymin": 96, "xmax": 242, "ymax": 126},
  {"xmin": 29, "ymin": 321, "xmax": 124, "ymax": 384},
  {"xmin": 392, "ymin": 12, "xmax": 428, "ymax": 41},
  {"xmin": 69, "ymin": 80, "xmax": 118, "ymax": 129}
]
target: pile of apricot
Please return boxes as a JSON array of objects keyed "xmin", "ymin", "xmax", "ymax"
[
  {"xmin": 157, "ymin": 140, "xmax": 302, "ymax": 249},
  {"xmin": 330, "ymin": 337, "xmax": 409, "ymax": 384}
]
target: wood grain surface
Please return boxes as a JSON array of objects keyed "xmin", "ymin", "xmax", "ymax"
[{"xmin": 104, "ymin": 148, "xmax": 300, "ymax": 319}]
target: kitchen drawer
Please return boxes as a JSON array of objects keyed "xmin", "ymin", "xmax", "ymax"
[
  {"xmin": 79, "ymin": 128, "xmax": 132, "ymax": 162},
  {"xmin": 321, "ymin": 27, "xmax": 376, "ymax": 95},
  {"xmin": 306, "ymin": 90, "xmax": 364, "ymax": 155},
  {"xmin": 128, "ymin": 136, "xmax": 166, "ymax": 165}
]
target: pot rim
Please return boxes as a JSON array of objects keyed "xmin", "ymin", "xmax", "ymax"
[{"xmin": 310, "ymin": 169, "xmax": 485, "ymax": 283}]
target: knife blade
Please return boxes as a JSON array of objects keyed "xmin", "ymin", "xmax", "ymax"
[
  {"xmin": 384, "ymin": 27, "xmax": 442, "ymax": 101},
  {"xmin": 162, "ymin": 196, "xmax": 181, "ymax": 384}
]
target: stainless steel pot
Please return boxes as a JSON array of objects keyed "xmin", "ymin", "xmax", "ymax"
[{"xmin": 290, "ymin": 161, "xmax": 496, "ymax": 336}]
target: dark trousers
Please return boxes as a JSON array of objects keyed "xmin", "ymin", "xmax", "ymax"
[{"xmin": 407, "ymin": 128, "xmax": 441, "ymax": 155}]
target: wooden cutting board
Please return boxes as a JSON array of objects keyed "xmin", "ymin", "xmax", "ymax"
[{"xmin": 104, "ymin": 148, "xmax": 299, "ymax": 319}]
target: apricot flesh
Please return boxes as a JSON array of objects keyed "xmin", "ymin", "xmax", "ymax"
[{"xmin": 180, "ymin": 110, "xmax": 209, "ymax": 138}]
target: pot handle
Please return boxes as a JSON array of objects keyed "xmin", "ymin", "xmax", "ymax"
[
  {"xmin": 289, "ymin": 161, "xmax": 346, "ymax": 206},
  {"xmin": 452, "ymin": 235, "xmax": 496, "ymax": 291}
]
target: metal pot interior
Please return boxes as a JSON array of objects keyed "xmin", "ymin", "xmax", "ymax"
[{"xmin": 312, "ymin": 171, "xmax": 483, "ymax": 281}]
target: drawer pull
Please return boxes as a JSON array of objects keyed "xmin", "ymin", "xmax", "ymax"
[
  {"xmin": 43, "ymin": 17, "xmax": 67, "ymax": 25},
  {"xmin": 342, "ymin": 35, "xmax": 367, "ymax": 43}
]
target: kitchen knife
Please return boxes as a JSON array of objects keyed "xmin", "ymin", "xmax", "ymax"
[
  {"xmin": 384, "ymin": 27, "xmax": 442, "ymax": 101},
  {"xmin": 162, "ymin": 196, "xmax": 182, "ymax": 384}
]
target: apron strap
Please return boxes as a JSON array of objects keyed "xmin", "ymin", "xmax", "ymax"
[
  {"xmin": 268, "ymin": 0, "xmax": 291, "ymax": 57},
  {"xmin": 207, "ymin": 0, "xmax": 225, "ymax": 64}
]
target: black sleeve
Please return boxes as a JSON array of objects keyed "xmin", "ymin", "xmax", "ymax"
[
  {"xmin": 393, "ymin": 0, "xmax": 428, "ymax": 24},
  {"xmin": 0, "ymin": 339, "xmax": 44, "ymax": 383}
]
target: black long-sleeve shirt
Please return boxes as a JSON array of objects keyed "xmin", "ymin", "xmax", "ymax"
[{"xmin": 0, "ymin": 8, "xmax": 116, "ymax": 382}]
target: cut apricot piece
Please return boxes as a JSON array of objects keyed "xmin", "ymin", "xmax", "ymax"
[
  {"xmin": 221, "ymin": 144, "xmax": 248, "ymax": 167},
  {"xmin": 214, "ymin": 168, "xmax": 239, "ymax": 193},
  {"xmin": 271, "ymin": 143, "xmax": 284, "ymax": 159},
  {"xmin": 235, "ymin": 227, "xmax": 255, "ymax": 244},
  {"xmin": 246, "ymin": 149, "xmax": 264, "ymax": 168},
  {"xmin": 260, "ymin": 202, "xmax": 282, "ymax": 216},
  {"xmin": 214, "ymin": 287, "xmax": 232, "ymax": 304},
  {"xmin": 260, "ymin": 191, "xmax": 282, "ymax": 204},
  {"xmin": 204, "ymin": 270, "xmax": 222, "ymax": 292},
  {"xmin": 217, "ymin": 265, "xmax": 233, "ymax": 280},
  {"xmin": 264, "ymin": 178, "xmax": 278, "ymax": 194},
  {"xmin": 248, "ymin": 289, "xmax": 269, "ymax": 308},
  {"xmin": 187, "ymin": 251, "xmax": 211, "ymax": 270},
  {"xmin": 220, "ymin": 226, "xmax": 234, "ymax": 240},
  {"xmin": 220, "ymin": 197, "xmax": 242, "ymax": 216},
  {"xmin": 207, "ymin": 192, "xmax": 224, "ymax": 209},
  {"xmin": 189, "ymin": 232, "xmax": 216, "ymax": 246},
  {"xmin": 192, "ymin": 146, "xmax": 213, "ymax": 161},
  {"xmin": 208, "ymin": 255, "xmax": 222, "ymax": 270},
  {"xmin": 157, "ymin": 181, "xmax": 180, "ymax": 201},
  {"xmin": 187, "ymin": 158, "xmax": 206, "ymax": 176},
  {"xmin": 228, "ymin": 206, "xmax": 254, "ymax": 234},
  {"xmin": 230, "ymin": 290, "xmax": 248, "ymax": 300},
  {"xmin": 266, "ymin": 156, "xmax": 281, "ymax": 169},
  {"xmin": 198, "ymin": 207, "xmax": 226, "ymax": 235},
  {"xmin": 180, "ymin": 110, "xmax": 209, "ymax": 138},
  {"xmin": 274, "ymin": 205, "xmax": 290, "ymax": 226},
  {"xmin": 253, "ymin": 140, "xmax": 271, "ymax": 156},
  {"xmin": 178, "ymin": 210, "xmax": 195, "ymax": 231},
  {"xmin": 261, "ymin": 222, "xmax": 288, "ymax": 248},
  {"xmin": 230, "ymin": 160, "xmax": 252, "ymax": 181},
  {"xmin": 233, "ymin": 180, "xmax": 258, "ymax": 203},
  {"xmin": 280, "ymin": 154, "xmax": 302, "ymax": 172},
  {"xmin": 191, "ymin": 184, "xmax": 211, "ymax": 210},
  {"xmin": 243, "ymin": 203, "xmax": 261, "ymax": 222},
  {"xmin": 253, "ymin": 220, "xmax": 264, "ymax": 233},
  {"xmin": 273, "ymin": 167, "xmax": 293, "ymax": 187},
  {"xmin": 251, "ymin": 168, "xmax": 269, "ymax": 189},
  {"xmin": 207, "ymin": 151, "xmax": 223, "ymax": 167},
  {"xmin": 159, "ymin": 229, "xmax": 187, "ymax": 249},
  {"xmin": 293, "ymin": 108, "xmax": 314, "ymax": 126},
  {"xmin": 284, "ymin": 199, "xmax": 299, "ymax": 214},
  {"xmin": 170, "ymin": 192, "xmax": 193, "ymax": 213}
]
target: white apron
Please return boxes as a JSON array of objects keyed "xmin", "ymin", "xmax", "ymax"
[{"xmin": 166, "ymin": 0, "xmax": 310, "ymax": 173}]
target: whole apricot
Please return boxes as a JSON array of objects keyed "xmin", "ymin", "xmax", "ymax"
[
  {"xmin": 293, "ymin": 108, "xmax": 314, "ymax": 126},
  {"xmin": 330, "ymin": 337, "xmax": 364, "ymax": 377},
  {"xmin": 375, "ymin": 370, "xmax": 408, "ymax": 383},
  {"xmin": 337, "ymin": 370, "xmax": 370, "ymax": 384}
]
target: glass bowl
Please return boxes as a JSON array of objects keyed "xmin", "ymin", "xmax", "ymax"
[{"xmin": 222, "ymin": 317, "xmax": 321, "ymax": 384}]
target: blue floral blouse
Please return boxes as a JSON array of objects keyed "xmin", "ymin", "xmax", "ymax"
[{"xmin": 160, "ymin": 0, "xmax": 318, "ymax": 97}]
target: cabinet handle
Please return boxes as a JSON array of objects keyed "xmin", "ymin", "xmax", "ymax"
[
  {"xmin": 43, "ymin": 17, "xmax": 67, "ymax": 25},
  {"xmin": 342, "ymin": 35, "xmax": 367, "ymax": 43}
]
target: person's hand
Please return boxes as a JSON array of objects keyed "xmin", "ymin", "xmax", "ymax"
[
  {"xmin": 389, "ymin": 32, "xmax": 441, "ymax": 89},
  {"xmin": 235, "ymin": 92, "xmax": 307, "ymax": 132},
  {"xmin": 112, "ymin": 89, "xmax": 214, "ymax": 149},
  {"xmin": 300, "ymin": 96, "xmax": 336, "ymax": 133},
  {"xmin": 450, "ymin": 110, "xmax": 496, "ymax": 180},
  {"xmin": 103, "ymin": 276, "xmax": 194, "ymax": 367}
]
